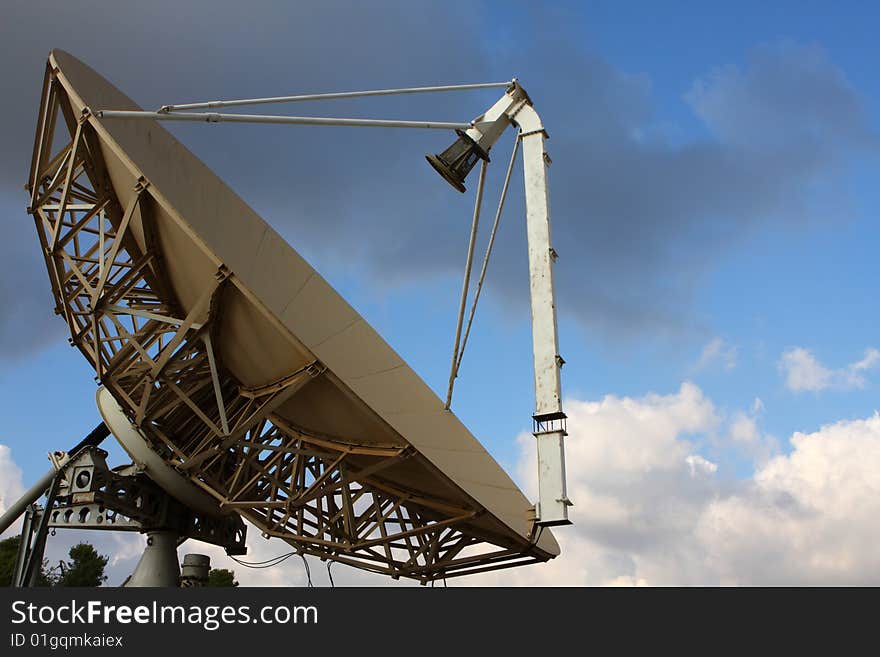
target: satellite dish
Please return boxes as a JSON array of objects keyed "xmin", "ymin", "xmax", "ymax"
[{"xmin": 25, "ymin": 50, "xmax": 559, "ymax": 582}]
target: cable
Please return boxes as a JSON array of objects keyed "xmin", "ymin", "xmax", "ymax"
[
  {"xmin": 444, "ymin": 132, "xmax": 520, "ymax": 409},
  {"xmin": 159, "ymin": 80, "xmax": 515, "ymax": 113},
  {"xmin": 455, "ymin": 133, "xmax": 521, "ymax": 377},
  {"xmin": 229, "ymin": 551, "xmax": 320, "ymax": 589},
  {"xmin": 326, "ymin": 560, "xmax": 335, "ymax": 588},
  {"xmin": 229, "ymin": 552, "xmax": 297, "ymax": 569},
  {"xmin": 445, "ymin": 159, "xmax": 488, "ymax": 409},
  {"xmin": 229, "ymin": 551, "xmax": 296, "ymax": 566},
  {"xmin": 229, "ymin": 551, "xmax": 296, "ymax": 567},
  {"xmin": 300, "ymin": 554, "xmax": 313, "ymax": 588},
  {"xmin": 229, "ymin": 551, "xmax": 317, "ymax": 589}
]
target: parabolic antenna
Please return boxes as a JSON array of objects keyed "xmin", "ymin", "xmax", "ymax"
[{"xmin": 25, "ymin": 50, "xmax": 559, "ymax": 582}]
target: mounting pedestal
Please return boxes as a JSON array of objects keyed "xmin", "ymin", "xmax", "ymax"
[{"xmin": 124, "ymin": 531, "xmax": 182, "ymax": 587}]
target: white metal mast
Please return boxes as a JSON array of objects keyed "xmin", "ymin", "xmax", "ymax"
[{"xmin": 436, "ymin": 84, "xmax": 572, "ymax": 526}]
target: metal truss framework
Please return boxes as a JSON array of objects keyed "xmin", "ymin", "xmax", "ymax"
[
  {"xmin": 25, "ymin": 64, "xmax": 549, "ymax": 583},
  {"xmin": 46, "ymin": 446, "xmax": 248, "ymax": 553}
]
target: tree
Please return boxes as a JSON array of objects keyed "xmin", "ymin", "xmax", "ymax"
[
  {"xmin": 206, "ymin": 568, "xmax": 239, "ymax": 587},
  {"xmin": 0, "ymin": 536, "xmax": 20, "ymax": 586},
  {"xmin": 56, "ymin": 542, "xmax": 108, "ymax": 587},
  {"xmin": 0, "ymin": 535, "xmax": 56, "ymax": 587}
]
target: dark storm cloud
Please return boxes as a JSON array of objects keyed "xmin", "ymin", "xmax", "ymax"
[
  {"xmin": 0, "ymin": 0, "xmax": 493, "ymax": 359},
  {"xmin": 0, "ymin": 2, "xmax": 876, "ymax": 360},
  {"xmin": 354, "ymin": 36, "xmax": 880, "ymax": 339},
  {"xmin": 0, "ymin": 205, "xmax": 65, "ymax": 353}
]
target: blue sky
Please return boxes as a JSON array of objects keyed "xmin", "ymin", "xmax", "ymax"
[{"xmin": 1, "ymin": 1, "xmax": 879, "ymax": 585}]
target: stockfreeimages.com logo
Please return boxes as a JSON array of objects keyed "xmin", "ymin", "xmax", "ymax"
[{"xmin": 11, "ymin": 599, "xmax": 318, "ymax": 632}]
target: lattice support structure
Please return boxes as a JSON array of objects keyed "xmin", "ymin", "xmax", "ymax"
[
  {"xmin": 45, "ymin": 446, "xmax": 247, "ymax": 554},
  {"xmin": 25, "ymin": 64, "xmax": 549, "ymax": 583}
]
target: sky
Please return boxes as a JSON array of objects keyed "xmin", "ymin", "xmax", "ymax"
[{"xmin": 1, "ymin": 0, "xmax": 879, "ymax": 586}]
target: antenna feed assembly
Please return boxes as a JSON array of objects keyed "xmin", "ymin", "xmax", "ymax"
[{"xmin": 426, "ymin": 81, "xmax": 533, "ymax": 193}]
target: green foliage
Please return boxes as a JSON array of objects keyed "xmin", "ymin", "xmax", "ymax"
[
  {"xmin": 56, "ymin": 542, "xmax": 108, "ymax": 587},
  {"xmin": 205, "ymin": 568, "xmax": 238, "ymax": 587},
  {"xmin": 0, "ymin": 536, "xmax": 20, "ymax": 586},
  {"xmin": 0, "ymin": 535, "xmax": 56, "ymax": 587}
]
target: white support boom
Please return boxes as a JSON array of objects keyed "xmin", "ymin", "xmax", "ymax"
[
  {"xmin": 434, "ymin": 83, "xmax": 572, "ymax": 526},
  {"xmin": 514, "ymin": 105, "xmax": 571, "ymax": 526}
]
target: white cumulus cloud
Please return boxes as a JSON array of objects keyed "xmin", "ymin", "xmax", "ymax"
[
  {"xmin": 726, "ymin": 397, "xmax": 779, "ymax": 464},
  {"xmin": 698, "ymin": 413, "xmax": 880, "ymax": 584},
  {"xmin": 470, "ymin": 384, "xmax": 880, "ymax": 586},
  {"xmin": 0, "ymin": 444, "xmax": 24, "ymax": 538},
  {"xmin": 779, "ymin": 346, "xmax": 880, "ymax": 392},
  {"xmin": 685, "ymin": 454, "xmax": 718, "ymax": 478}
]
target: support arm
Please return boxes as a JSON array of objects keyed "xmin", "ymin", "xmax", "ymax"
[
  {"xmin": 509, "ymin": 104, "xmax": 571, "ymax": 526},
  {"xmin": 453, "ymin": 85, "xmax": 572, "ymax": 526},
  {"xmin": 512, "ymin": 105, "xmax": 564, "ymax": 417}
]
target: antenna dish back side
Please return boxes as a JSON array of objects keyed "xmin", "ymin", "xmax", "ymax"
[{"xmin": 25, "ymin": 50, "xmax": 559, "ymax": 583}]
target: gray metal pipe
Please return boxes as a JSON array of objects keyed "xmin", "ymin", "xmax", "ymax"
[
  {"xmin": 444, "ymin": 160, "xmax": 488, "ymax": 410},
  {"xmin": 159, "ymin": 80, "xmax": 515, "ymax": 112},
  {"xmin": 0, "ymin": 422, "xmax": 110, "ymax": 536},
  {"xmin": 96, "ymin": 110, "xmax": 471, "ymax": 131},
  {"xmin": 0, "ymin": 471, "xmax": 55, "ymax": 536}
]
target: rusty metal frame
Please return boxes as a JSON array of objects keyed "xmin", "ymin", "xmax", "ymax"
[{"xmin": 25, "ymin": 64, "xmax": 549, "ymax": 583}]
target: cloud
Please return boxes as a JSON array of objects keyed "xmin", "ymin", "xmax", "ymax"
[
  {"xmin": 849, "ymin": 348, "xmax": 880, "ymax": 380},
  {"xmin": 468, "ymin": 384, "xmax": 880, "ymax": 586},
  {"xmin": 779, "ymin": 346, "xmax": 880, "ymax": 392},
  {"xmin": 725, "ymin": 397, "xmax": 779, "ymax": 464},
  {"xmin": 686, "ymin": 41, "xmax": 873, "ymax": 149},
  {"xmin": 521, "ymin": 38, "xmax": 878, "ymax": 341},
  {"xmin": 0, "ymin": 206, "xmax": 66, "ymax": 360},
  {"xmin": 492, "ymin": 383, "xmax": 724, "ymax": 586},
  {"xmin": 698, "ymin": 414, "xmax": 880, "ymax": 585},
  {"xmin": 0, "ymin": 1, "xmax": 496, "ymax": 359},
  {"xmin": 779, "ymin": 347, "xmax": 832, "ymax": 391},
  {"xmin": 0, "ymin": 6, "xmax": 876, "ymax": 358},
  {"xmin": 685, "ymin": 454, "xmax": 718, "ymax": 477},
  {"xmin": 0, "ymin": 444, "xmax": 25, "ymax": 538},
  {"xmin": 693, "ymin": 337, "xmax": 737, "ymax": 372}
]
